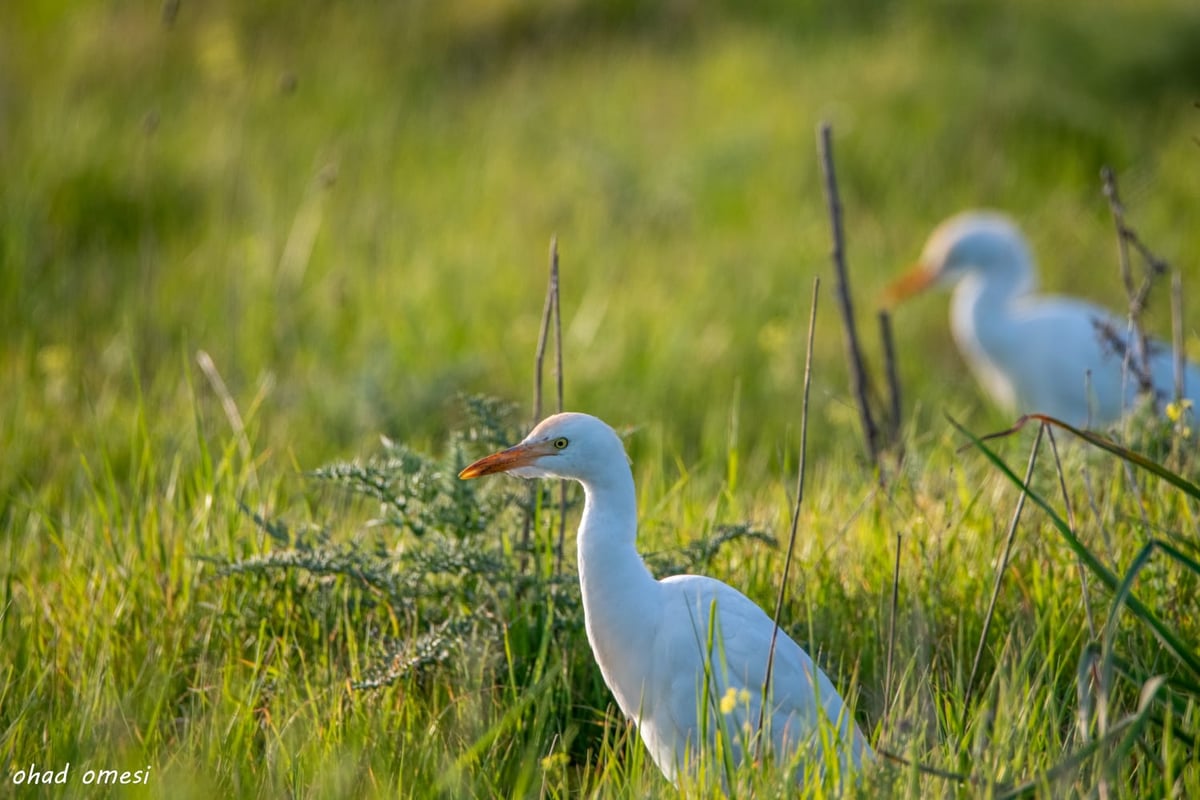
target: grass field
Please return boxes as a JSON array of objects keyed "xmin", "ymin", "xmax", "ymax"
[{"xmin": 3, "ymin": 1, "xmax": 1200, "ymax": 797}]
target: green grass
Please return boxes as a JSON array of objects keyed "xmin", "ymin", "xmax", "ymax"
[{"xmin": 3, "ymin": 0, "xmax": 1200, "ymax": 796}]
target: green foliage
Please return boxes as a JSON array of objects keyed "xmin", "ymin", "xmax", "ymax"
[
  {"xmin": 951, "ymin": 416, "xmax": 1200, "ymax": 796},
  {"xmin": 4, "ymin": 0, "xmax": 1200, "ymax": 797},
  {"xmin": 209, "ymin": 397, "xmax": 539, "ymax": 683},
  {"xmin": 199, "ymin": 395, "xmax": 772, "ymax": 781}
]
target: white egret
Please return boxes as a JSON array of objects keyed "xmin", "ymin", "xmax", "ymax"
[
  {"xmin": 459, "ymin": 412, "xmax": 872, "ymax": 785},
  {"xmin": 886, "ymin": 211, "xmax": 1199, "ymax": 426}
]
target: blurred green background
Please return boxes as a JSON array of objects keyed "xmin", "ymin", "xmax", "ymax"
[{"xmin": 3, "ymin": 0, "xmax": 1199, "ymax": 490}]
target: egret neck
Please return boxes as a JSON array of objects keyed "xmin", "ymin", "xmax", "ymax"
[
  {"xmin": 949, "ymin": 269, "xmax": 1030, "ymax": 410},
  {"xmin": 574, "ymin": 460, "xmax": 662, "ymax": 715}
]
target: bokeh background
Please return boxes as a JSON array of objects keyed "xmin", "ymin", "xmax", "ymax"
[{"xmin": 4, "ymin": 0, "xmax": 1198, "ymax": 489}]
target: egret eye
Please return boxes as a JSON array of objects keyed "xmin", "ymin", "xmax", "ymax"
[{"xmin": 553, "ymin": 437, "xmax": 569, "ymax": 450}]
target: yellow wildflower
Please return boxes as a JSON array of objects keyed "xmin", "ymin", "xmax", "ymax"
[
  {"xmin": 540, "ymin": 752, "xmax": 569, "ymax": 771},
  {"xmin": 1167, "ymin": 398, "xmax": 1194, "ymax": 423},
  {"xmin": 720, "ymin": 686, "xmax": 753, "ymax": 714},
  {"xmin": 719, "ymin": 687, "xmax": 738, "ymax": 714}
]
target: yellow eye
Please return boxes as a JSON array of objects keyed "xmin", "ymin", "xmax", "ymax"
[{"xmin": 553, "ymin": 437, "xmax": 569, "ymax": 450}]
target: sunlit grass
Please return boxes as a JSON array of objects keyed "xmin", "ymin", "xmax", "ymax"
[{"xmin": 3, "ymin": 0, "xmax": 1200, "ymax": 797}]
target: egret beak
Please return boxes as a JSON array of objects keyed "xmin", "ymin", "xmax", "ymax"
[
  {"xmin": 459, "ymin": 441, "xmax": 553, "ymax": 479},
  {"xmin": 883, "ymin": 261, "xmax": 937, "ymax": 307}
]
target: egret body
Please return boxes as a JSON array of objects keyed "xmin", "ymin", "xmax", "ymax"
[
  {"xmin": 887, "ymin": 211, "xmax": 1199, "ymax": 426},
  {"xmin": 459, "ymin": 412, "xmax": 872, "ymax": 785}
]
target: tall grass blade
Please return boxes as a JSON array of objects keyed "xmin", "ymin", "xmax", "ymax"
[
  {"xmin": 953, "ymin": 416, "xmax": 1200, "ymax": 679},
  {"xmin": 962, "ymin": 422, "xmax": 1044, "ymax": 729},
  {"xmin": 995, "ymin": 676, "xmax": 1167, "ymax": 800},
  {"xmin": 986, "ymin": 414, "xmax": 1200, "ymax": 502}
]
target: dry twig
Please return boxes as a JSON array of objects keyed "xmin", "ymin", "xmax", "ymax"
[
  {"xmin": 818, "ymin": 122, "xmax": 880, "ymax": 463},
  {"xmin": 530, "ymin": 237, "xmax": 568, "ymax": 572},
  {"xmin": 879, "ymin": 309, "xmax": 902, "ymax": 446},
  {"xmin": 1100, "ymin": 166, "xmax": 1168, "ymax": 401}
]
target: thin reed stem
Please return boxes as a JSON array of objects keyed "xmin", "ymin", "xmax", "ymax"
[
  {"xmin": 962, "ymin": 422, "xmax": 1045, "ymax": 730},
  {"xmin": 757, "ymin": 276, "xmax": 819, "ymax": 751}
]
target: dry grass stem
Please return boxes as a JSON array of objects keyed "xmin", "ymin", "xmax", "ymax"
[
  {"xmin": 879, "ymin": 308, "xmax": 902, "ymax": 448},
  {"xmin": 530, "ymin": 236, "xmax": 567, "ymax": 570},
  {"xmin": 1100, "ymin": 166, "xmax": 1168, "ymax": 402},
  {"xmin": 962, "ymin": 422, "xmax": 1045, "ymax": 728},
  {"xmin": 757, "ymin": 276, "xmax": 819, "ymax": 750},
  {"xmin": 818, "ymin": 121, "xmax": 879, "ymax": 464}
]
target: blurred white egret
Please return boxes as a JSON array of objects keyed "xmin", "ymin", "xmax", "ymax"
[
  {"xmin": 887, "ymin": 211, "xmax": 1199, "ymax": 426},
  {"xmin": 459, "ymin": 412, "xmax": 872, "ymax": 785}
]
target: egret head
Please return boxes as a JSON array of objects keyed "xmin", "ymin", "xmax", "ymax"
[
  {"xmin": 458, "ymin": 412, "xmax": 628, "ymax": 484},
  {"xmin": 886, "ymin": 211, "xmax": 1034, "ymax": 304}
]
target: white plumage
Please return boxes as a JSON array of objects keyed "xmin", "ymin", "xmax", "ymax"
[
  {"xmin": 459, "ymin": 412, "xmax": 872, "ymax": 785},
  {"xmin": 887, "ymin": 211, "xmax": 1199, "ymax": 426}
]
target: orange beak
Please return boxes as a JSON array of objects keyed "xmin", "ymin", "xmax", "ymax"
[
  {"xmin": 458, "ymin": 441, "xmax": 553, "ymax": 479},
  {"xmin": 883, "ymin": 261, "xmax": 938, "ymax": 307}
]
